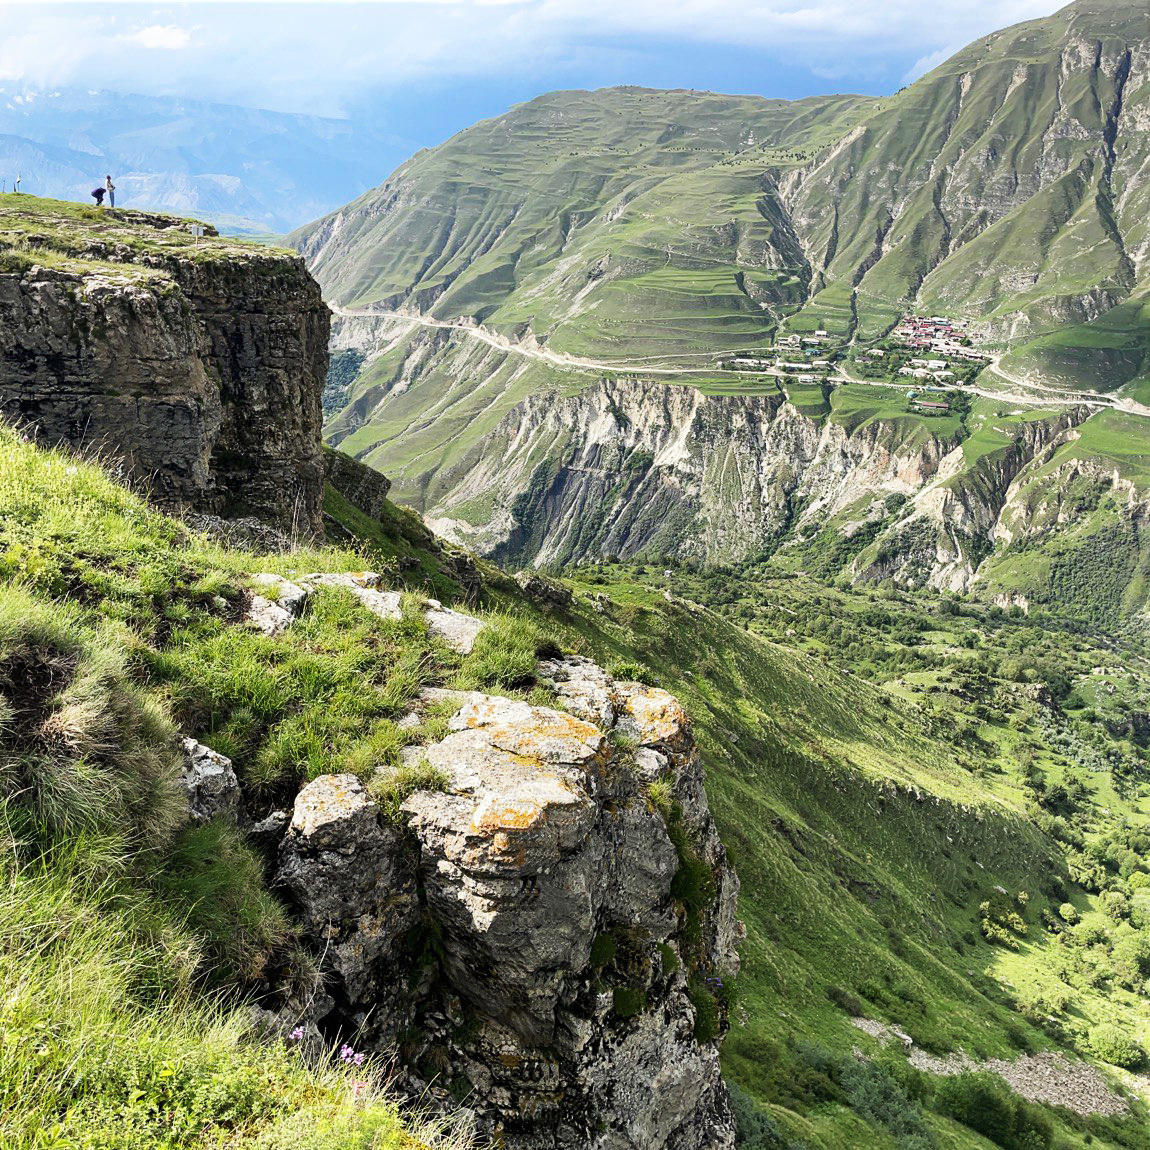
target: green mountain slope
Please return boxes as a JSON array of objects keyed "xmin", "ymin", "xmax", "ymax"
[
  {"xmin": 8, "ymin": 429, "xmax": 1150, "ymax": 1148},
  {"xmin": 296, "ymin": 87, "xmax": 872, "ymax": 358},
  {"xmin": 292, "ymin": 0, "xmax": 1150, "ymax": 623}
]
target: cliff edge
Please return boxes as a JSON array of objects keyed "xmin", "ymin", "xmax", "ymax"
[{"xmin": 0, "ymin": 197, "xmax": 328, "ymax": 535}]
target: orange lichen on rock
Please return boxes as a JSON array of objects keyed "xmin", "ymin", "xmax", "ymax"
[
  {"xmin": 472, "ymin": 796, "xmax": 544, "ymax": 832},
  {"xmin": 622, "ymin": 688, "xmax": 689, "ymax": 749}
]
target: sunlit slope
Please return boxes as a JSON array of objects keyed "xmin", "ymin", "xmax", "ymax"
[
  {"xmin": 786, "ymin": 0, "xmax": 1150, "ymax": 378},
  {"xmin": 294, "ymin": 88, "xmax": 871, "ymax": 359}
]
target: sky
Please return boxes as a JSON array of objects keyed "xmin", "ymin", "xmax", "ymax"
[{"xmin": 0, "ymin": 0, "xmax": 1067, "ymax": 149}]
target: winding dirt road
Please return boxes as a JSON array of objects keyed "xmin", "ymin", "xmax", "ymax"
[{"xmin": 333, "ymin": 304, "xmax": 1147, "ymax": 416}]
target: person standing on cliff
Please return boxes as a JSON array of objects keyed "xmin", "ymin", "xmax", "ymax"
[
  {"xmin": 91, "ymin": 184, "xmax": 105, "ymax": 206},
  {"xmin": 105, "ymin": 175, "xmax": 115, "ymax": 208}
]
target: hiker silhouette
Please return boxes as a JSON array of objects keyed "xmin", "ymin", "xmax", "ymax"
[{"xmin": 91, "ymin": 185, "xmax": 105, "ymax": 206}]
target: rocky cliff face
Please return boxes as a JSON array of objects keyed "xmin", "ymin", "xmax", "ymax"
[
  {"xmin": 416, "ymin": 377, "xmax": 1089, "ymax": 591},
  {"xmin": 262, "ymin": 639, "xmax": 740, "ymax": 1149},
  {"xmin": 0, "ymin": 204, "xmax": 329, "ymax": 535},
  {"xmin": 421, "ymin": 378, "xmax": 956, "ymax": 567}
]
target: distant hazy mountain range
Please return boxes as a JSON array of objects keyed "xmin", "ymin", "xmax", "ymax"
[{"xmin": 0, "ymin": 86, "xmax": 410, "ymax": 234}]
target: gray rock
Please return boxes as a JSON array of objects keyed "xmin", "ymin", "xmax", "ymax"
[
  {"xmin": 537, "ymin": 655, "xmax": 617, "ymax": 728},
  {"xmin": 424, "ymin": 602, "xmax": 486, "ymax": 654},
  {"xmin": 180, "ymin": 737, "xmax": 244, "ymax": 823},
  {"xmin": 275, "ymin": 774, "xmax": 419, "ymax": 1022},
  {"xmin": 304, "ymin": 572, "xmax": 486, "ymax": 653},
  {"xmin": 243, "ymin": 573, "xmax": 312, "ymax": 636},
  {"xmin": 0, "ymin": 239, "xmax": 328, "ymax": 537},
  {"xmin": 515, "ymin": 570, "xmax": 574, "ymax": 611},
  {"xmin": 250, "ymin": 573, "xmax": 311, "ymax": 617},
  {"xmin": 244, "ymin": 594, "xmax": 295, "ymax": 637},
  {"xmin": 271, "ymin": 662, "xmax": 739, "ymax": 1149}
]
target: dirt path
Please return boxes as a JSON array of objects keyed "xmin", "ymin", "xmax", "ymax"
[{"xmin": 333, "ymin": 305, "xmax": 1145, "ymax": 416}]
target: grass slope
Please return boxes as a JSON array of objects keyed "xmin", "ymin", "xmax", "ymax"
[{"xmin": 7, "ymin": 428, "xmax": 1150, "ymax": 1149}]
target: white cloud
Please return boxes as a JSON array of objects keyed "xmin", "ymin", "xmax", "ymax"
[
  {"xmin": 903, "ymin": 44, "xmax": 961, "ymax": 84},
  {"xmin": 125, "ymin": 25, "xmax": 192, "ymax": 51},
  {"xmin": 0, "ymin": 1, "xmax": 1067, "ymax": 117}
]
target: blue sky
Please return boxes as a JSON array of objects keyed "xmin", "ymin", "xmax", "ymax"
[{"xmin": 1, "ymin": 1, "xmax": 1065, "ymax": 148}]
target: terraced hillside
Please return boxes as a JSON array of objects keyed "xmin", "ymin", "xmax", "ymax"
[{"xmin": 293, "ymin": 0, "xmax": 1150, "ymax": 622}]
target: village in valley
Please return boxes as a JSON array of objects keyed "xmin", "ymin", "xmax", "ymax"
[{"xmin": 724, "ymin": 313, "xmax": 992, "ymax": 417}]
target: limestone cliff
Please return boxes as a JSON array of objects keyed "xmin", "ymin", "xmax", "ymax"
[
  {"xmin": 416, "ymin": 376, "xmax": 1089, "ymax": 591},
  {"xmin": 0, "ymin": 200, "xmax": 328, "ymax": 535}
]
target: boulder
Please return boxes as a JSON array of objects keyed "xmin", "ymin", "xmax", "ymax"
[
  {"xmin": 515, "ymin": 570, "xmax": 574, "ymax": 611},
  {"xmin": 537, "ymin": 655, "xmax": 617, "ymax": 729},
  {"xmin": 180, "ymin": 737, "xmax": 244, "ymax": 823},
  {"xmin": 275, "ymin": 774, "xmax": 419, "ymax": 1022},
  {"xmin": 272, "ymin": 661, "xmax": 739, "ymax": 1149},
  {"xmin": 243, "ymin": 573, "xmax": 312, "ymax": 636}
]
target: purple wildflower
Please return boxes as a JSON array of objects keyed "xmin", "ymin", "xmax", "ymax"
[
  {"xmin": 339, "ymin": 1044, "xmax": 357, "ymax": 1063},
  {"xmin": 289, "ymin": 1026, "xmax": 305, "ymax": 1042}
]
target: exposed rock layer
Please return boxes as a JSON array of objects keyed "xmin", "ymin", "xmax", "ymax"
[
  {"xmin": 419, "ymin": 376, "xmax": 1090, "ymax": 591},
  {"xmin": 0, "ymin": 215, "xmax": 329, "ymax": 534}
]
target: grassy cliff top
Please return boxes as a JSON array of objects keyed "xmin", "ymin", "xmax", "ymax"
[{"xmin": 0, "ymin": 194, "xmax": 294, "ymax": 277}]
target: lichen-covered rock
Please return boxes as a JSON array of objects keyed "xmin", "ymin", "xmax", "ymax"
[
  {"xmin": 537, "ymin": 655, "xmax": 617, "ymax": 729},
  {"xmin": 272, "ymin": 649, "xmax": 740, "ymax": 1149},
  {"xmin": 180, "ymin": 737, "xmax": 244, "ymax": 823}
]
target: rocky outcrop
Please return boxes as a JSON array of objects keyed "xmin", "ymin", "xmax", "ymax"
[
  {"xmin": 180, "ymin": 737, "xmax": 244, "ymax": 824},
  {"xmin": 324, "ymin": 446, "xmax": 391, "ymax": 519},
  {"xmin": 0, "ymin": 207, "xmax": 328, "ymax": 535},
  {"xmin": 423, "ymin": 378, "xmax": 959, "ymax": 568},
  {"xmin": 272, "ymin": 656, "xmax": 740, "ymax": 1150}
]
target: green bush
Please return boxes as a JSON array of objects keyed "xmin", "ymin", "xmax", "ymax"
[
  {"xmin": 1089, "ymin": 1023, "xmax": 1146, "ymax": 1069},
  {"xmin": 453, "ymin": 613, "xmax": 545, "ymax": 691},
  {"xmin": 688, "ymin": 980, "xmax": 721, "ymax": 1042},
  {"xmin": 934, "ymin": 1072, "xmax": 1053, "ymax": 1149},
  {"xmin": 612, "ymin": 986, "xmax": 647, "ymax": 1018},
  {"xmin": 591, "ymin": 931, "xmax": 617, "ymax": 967}
]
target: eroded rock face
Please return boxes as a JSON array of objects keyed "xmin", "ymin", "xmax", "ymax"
[
  {"xmin": 0, "ymin": 223, "xmax": 328, "ymax": 535},
  {"xmin": 276, "ymin": 774, "xmax": 419, "ymax": 1023},
  {"xmin": 273, "ymin": 657, "xmax": 739, "ymax": 1150}
]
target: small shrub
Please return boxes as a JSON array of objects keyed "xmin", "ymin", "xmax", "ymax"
[
  {"xmin": 1089, "ymin": 1023, "xmax": 1145, "ymax": 1069},
  {"xmin": 934, "ymin": 1072, "xmax": 1053, "ymax": 1150},
  {"xmin": 827, "ymin": 984, "xmax": 864, "ymax": 1016},
  {"xmin": 453, "ymin": 614, "xmax": 542, "ymax": 691},
  {"xmin": 612, "ymin": 986, "xmax": 646, "ymax": 1018},
  {"xmin": 658, "ymin": 942, "xmax": 680, "ymax": 977},
  {"xmin": 646, "ymin": 777, "xmax": 675, "ymax": 820},
  {"xmin": 590, "ymin": 932, "xmax": 617, "ymax": 967},
  {"xmin": 156, "ymin": 819, "xmax": 296, "ymax": 987},
  {"xmin": 689, "ymin": 980, "xmax": 721, "ymax": 1042}
]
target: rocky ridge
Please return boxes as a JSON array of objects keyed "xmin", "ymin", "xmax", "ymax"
[
  {"xmin": 229, "ymin": 579, "xmax": 741, "ymax": 1149},
  {"xmin": 0, "ymin": 202, "xmax": 329, "ymax": 535}
]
